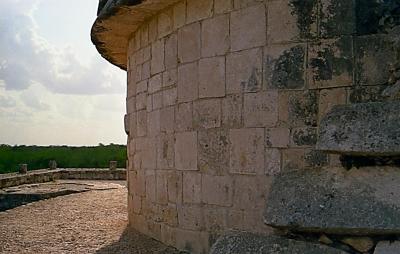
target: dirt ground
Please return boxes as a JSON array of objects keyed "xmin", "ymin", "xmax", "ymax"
[{"xmin": 0, "ymin": 183, "xmax": 181, "ymax": 254}]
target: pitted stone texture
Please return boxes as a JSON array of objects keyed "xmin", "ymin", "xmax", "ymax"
[
  {"xmin": 265, "ymin": 167, "xmax": 400, "ymax": 235},
  {"xmin": 374, "ymin": 241, "xmax": 400, "ymax": 254},
  {"xmin": 210, "ymin": 232, "xmax": 349, "ymax": 254},
  {"xmin": 317, "ymin": 101, "xmax": 400, "ymax": 156}
]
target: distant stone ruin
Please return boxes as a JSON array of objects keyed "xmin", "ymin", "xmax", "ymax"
[{"xmin": 92, "ymin": 0, "xmax": 400, "ymax": 253}]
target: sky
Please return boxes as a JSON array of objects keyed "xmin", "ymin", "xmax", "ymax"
[{"xmin": 0, "ymin": 0, "xmax": 127, "ymax": 146}]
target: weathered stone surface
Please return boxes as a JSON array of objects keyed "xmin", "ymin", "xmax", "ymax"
[
  {"xmin": 341, "ymin": 237, "xmax": 374, "ymax": 252},
  {"xmin": 317, "ymin": 101, "xmax": 400, "ymax": 156},
  {"xmin": 210, "ymin": 231, "xmax": 348, "ymax": 254},
  {"xmin": 265, "ymin": 167, "xmax": 400, "ymax": 235},
  {"xmin": 374, "ymin": 241, "xmax": 400, "ymax": 254}
]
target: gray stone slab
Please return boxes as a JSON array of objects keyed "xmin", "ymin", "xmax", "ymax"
[
  {"xmin": 316, "ymin": 101, "xmax": 400, "ymax": 156},
  {"xmin": 265, "ymin": 167, "xmax": 400, "ymax": 235},
  {"xmin": 374, "ymin": 241, "xmax": 400, "ymax": 254},
  {"xmin": 210, "ymin": 231, "xmax": 349, "ymax": 254}
]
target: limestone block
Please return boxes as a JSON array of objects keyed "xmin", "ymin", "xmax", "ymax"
[
  {"xmin": 148, "ymin": 74, "xmax": 162, "ymax": 94},
  {"xmin": 317, "ymin": 101, "xmax": 400, "ymax": 156},
  {"xmin": 265, "ymin": 148, "xmax": 281, "ymax": 176},
  {"xmin": 214, "ymin": 0, "xmax": 233, "ymax": 14},
  {"xmin": 145, "ymin": 170, "xmax": 156, "ymax": 202},
  {"xmin": 151, "ymin": 39, "xmax": 165, "ymax": 75},
  {"xmin": 142, "ymin": 61, "xmax": 150, "ymax": 80},
  {"xmin": 156, "ymin": 171, "xmax": 168, "ymax": 204},
  {"xmin": 222, "ymin": 94, "xmax": 242, "ymax": 128},
  {"xmin": 244, "ymin": 91, "xmax": 278, "ymax": 127},
  {"xmin": 147, "ymin": 110, "xmax": 160, "ymax": 137},
  {"xmin": 162, "ymin": 87, "xmax": 177, "ymax": 107},
  {"xmin": 178, "ymin": 22, "xmax": 200, "ymax": 64},
  {"xmin": 198, "ymin": 129, "xmax": 229, "ymax": 175},
  {"xmin": 156, "ymin": 133, "xmax": 174, "ymax": 169},
  {"xmin": 146, "ymin": 95, "xmax": 153, "ymax": 112},
  {"xmin": 193, "ymin": 99, "xmax": 221, "ymax": 129},
  {"xmin": 137, "ymin": 79, "xmax": 148, "ymax": 94},
  {"xmin": 175, "ymin": 228, "xmax": 209, "ymax": 254},
  {"xmin": 319, "ymin": 0, "xmax": 355, "ymax": 38},
  {"xmin": 136, "ymin": 110, "xmax": 147, "ymax": 137},
  {"xmin": 230, "ymin": 4, "xmax": 266, "ymax": 51},
  {"xmin": 233, "ymin": 0, "xmax": 263, "ymax": 9},
  {"xmin": 160, "ymin": 106, "xmax": 174, "ymax": 134},
  {"xmin": 149, "ymin": 18, "xmax": 158, "ymax": 43},
  {"xmin": 318, "ymin": 88, "xmax": 347, "ymax": 122},
  {"xmin": 232, "ymin": 175, "xmax": 270, "ymax": 210},
  {"xmin": 177, "ymin": 62, "xmax": 199, "ymax": 103},
  {"xmin": 161, "ymin": 224, "xmax": 177, "ymax": 247},
  {"xmin": 201, "ymin": 15, "xmax": 229, "ymax": 57},
  {"xmin": 130, "ymin": 194, "xmax": 142, "ymax": 214},
  {"xmin": 210, "ymin": 232, "xmax": 348, "ymax": 254},
  {"xmin": 281, "ymin": 148, "xmax": 305, "ymax": 171},
  {"xmin": 186, "ymin": 0, "xmax": 213, "ymax": 24},
  {"xmin": 265, "ymin": 128, "xmax": 290, "ymax": 148},
  {"xmin": 177, "ymin": 204, "xmax": 204, "ymax": 230},
  {"xmin": 126, "ymin": 96, "xmax": 136, "ymax": 114},
  {"xmin": 131, "ymin": 170, "xmax": 146, "ymax": 197},
  {"xmin": 265, "ymin": 167, "xmax": 400, "ymax": 235},
  {"xmin": 182, "ymin": 171, "xmax": 201, "ymax": 204},
  {"xmin": 162, "ymin": 69, "xmax": 177, "ymax": 88},
  {"xmin": 291, "ymin": 127, "xmax": 318, "ymax": 147},
  {"xmin": 164, "ymin": 33, "xmax": 177, "ymax": 70},
  {"xmin": 143, "ymin": 46, "xmax": 151, "ymax": 62},
  {"xmin": 167, "ymin": 171, "xmax": 183, "ymax": 204},
  {"xmin": 158, "ymin": 8, "xmax": 173, "ymax": 38},
  {"xmin": 226, "ymin": 48, "xmax": 262, "ymax": 93},
  {"xmin": 160, "ymin": 203, "xmax": 178, "ymax": 226},
  {"xmin": 175, "ymin": 131, "xmax": 198, "ymax": 170},
  {"xmin": 175, "ymin": 102, "xmax": 193, "ymax": 132},
  {"xmin": 264, "ymin": 43, "xmax": 306, "ymax": 89},
  {"xmin": 374, "ymin": 241, "xmax": 400, "ymax": 254},
  {"xmin": 152, "ymin": 92, "xmax": 162, "ymax": 110},
  {"xmin": 204, "ymin": 206, "xmax": 227, "ymax": 233},
  {"xmin": 229, "ymin": 128, "xmax": 264, "ymax": 175},
  {"xmin": 173, "ymin": 1, "xmax": 186, "ymax": 30},
  {"xmin": 307, "ymin": 37, "xmax": 353, "ymax": 89},
  {"xmin": 199, "ymin": 57, "xmax": 225, "ymax": 98},
  {"xmin": 201, "ymin": 175, "xmax": 233, "ymax": 206},
  {"xmin": 142, "ymin": 138, "xmax": 157, "ymax": 170},
  {"xmin": 140, "ymin": 24, "xmax": 149, "ymax": 47}
]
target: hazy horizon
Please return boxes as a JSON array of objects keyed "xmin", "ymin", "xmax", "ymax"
[{"xmin": 0, "ymin": 0, "xmax": 127, "ymax": 146}]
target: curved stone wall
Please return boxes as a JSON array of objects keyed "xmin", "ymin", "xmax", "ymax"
[{"xmin": 120, "ymin": 0, "xmax": 399, "ymax": 253}]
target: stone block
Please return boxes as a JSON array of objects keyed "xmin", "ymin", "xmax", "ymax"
[
  {"xmin": 291, "ymin": 127, "xmax": 318, "ymax": 147},
  {"xmin": 193, "ymin": 99, "xmax": 222, "ymax": 129},
  {"xmin": 130, "ymin": 194, "xmax": 142, "ymax": 214},
  {"xmin": 304, "ymin": 149, "xmax": 328, "ymax": 168},
  {"xmin": 131, "ymin": 170, "xmax": 146, "ymax": 197},
  {"xmin": 175, "ymin": 102, "xmax": 193, "ymax": 132},
  {"xmin": 126, "ymin": 96, "xmax": 136, "ymax": 114},
  {"xmin": 156, "ymin": 171, "xmax": 168, "ymax": 204},
  {"xmin": 198, "ymin": 129, "xmax": 229, "ymax": 175},
  {"xmin": 182, "ymin": 171, "xmax": 201, "ymax": 204},
  {"xmin": 177, "ymin": 205, "xmax": 204, "ymax": 231},
  {"xmin": 265, "ymin": 167, "xmax": 400, "ymax": 235},
  {"xmin": 162, "ymin": 87, "xmax": 177, "ymax": 107},
  {"xmin": 319, "ymin": 0, "xmax": 355, "ymax": 38},
  {"xmin": 152, "ymin": 92, "xmax": 162, "ymax": 110},
  {"xmin": 264, "ymin": 43, "xmax": 306, "ymax": 89},
  {"xmin": 136, "ymin": 93, "xmax": 147, "ymax": 111},
  {"xmin": 318, "ymin": 88, "xmax": 347, "ymax": 122},
  {"xmin": 157, "ymin": 134, "xmax": 175, "ymax": 169},
  {"xmin": 230, "ymin": 4, "xmax": 266, "ymax": 51},
  {"xmin": 317, "ymin": 101, "xmax": 400, "ymax": 156},
  {"xmin": 146, "ymin": 95, "xmax": 153, "ymax": 112},
  {"xmin": 202, "ymin": 175, "xmax": 233, "ymax": 206},
  {"xmin": 267, "ymin": 0, "xmax": 317, "ymax": 44},
  {"xmin": 143, "ymin": 46, "xmax": 151, "ymax": 63},
  {"xmin": 186, "ymin": 0, "xmax": 213, "ymax": 23},
  {"xmin": 136, "ymin": 110, "xmax": 147, "ymax": 137},
  {"xmin": 137, "ymin": 79, "xmax": 148, "ymax": 94},
  {"xmin": 142, "ymin": 61, "xmax": 150, "ymax": 80},
  {"xmin": 142, "ymin": 138, "xmax": 157, "ymax": 170},
  {"xmin": 160, "ymin": 203, "xmax": 178, "ymax": 226},
  {"xmin": 145, "ymin": 170, "xmax": 156, "ymax": 202},
  {"xmin": 243, "ymin": 91, "xmax": 278, "ymax": 127},
  {"xmin": 128, "ymin": 113, "xmax": 137, "ymax": 137},
  {"xmin": 175, "ymin": 131, "xmax": 198, "ymax": 170},
  {"xmin": 265, "ymin": 148, "xmax": 281, "ymax": 176},
  {"xmin": 175, "ymin": 228, "xmax": 210, "ymax": 254},
  {"xmin": 177, "ymin": 62, "xmax": 199, "ymax": 103},
  {"xmin": 222, "ymin": 94, "xmax": 242, "ymax": 128},
  {"xmin": 161, "ymin": 224, "xmax": 177, "ymax": 247},
  {"xmin": 151, "ymin": 39, "xmax": 165, "ymax": 75},
  {"xmin": 281, "ymin": 148, "xmax": 305, "ymax": 171},
  {"xmin": 165, "ymin": 33, "xmax": 177, "ymax": 70},
  {"xmin": 149, "ymin": 18, "xmax": 158, "ymax": 42},
  {"xmin": 140, "ymin": 24, "xmax": 149, "ymax": 47},
  {"xmin": 199, "ymin": 57, "xmax": 225, "ymax": 98},
  {"xmin": 162, "ymin": 69, "xmax": 177, "ymax": 88},
  {"xmin": 148, "ymin": 73, "xmax": 162, "ymax": 94},
  {"xmin": 204, "ymin": 206, "xmax": 227, "ymax": 232},
  {"xmin": 226, "ymin": 48, "xmax": 262, "ymax": 93},
  {"xmin": 229, "ymin": 128, "xmax": 264, "ymax": 175},
  {"xmin": 167, "ymin": 171, "xmax": 183, "ymax": 204},
  {"xmin": 158, "ymin": 8, "xmax": 173, "ymax": 38},
  {"xmin": 173, "ymin": 1, "xmax": 186, "ymax": 30},
  {"xmin": 160, "ymin": 106, "xmax": 174, "ymax": 134},
  {"xmin": 147, "ymin": 110, "xmax": 160, "ymax": 137},
  {"xmin": 355, "ymin": 34, "xmax": 397, "ymax": 86},
  {"xmin": 178, "ymin": 22, "xmax": 201, "ymax": 64},
  {"xmin": 374, "ymin": 241, "xmax": 400, "ymax": 254},
  {"xmin": 265, "ymin": 128, "xmax": 290, "ymax": 148},
  {"xmin": 210, "ymin": 232, "xmax": 348, "ymax": 254},
  {"xmin": 214, "ymin": 0, "xmax": 233, "ymax": 14},
  {"xmin": 201, "ymin": 14, "xmax": 229, "ymax": 57},
  {"xmin": 232, "ymin": 175, "xmax": 270, "ymax": 210},
  {"xmin": 307, "ymin": 37, "xmax": 353, "ymax": 89}
]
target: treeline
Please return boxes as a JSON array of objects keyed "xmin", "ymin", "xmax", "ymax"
[{"xmin": 0, "ymin": 144, "xmax": 127, "ymax": 174}]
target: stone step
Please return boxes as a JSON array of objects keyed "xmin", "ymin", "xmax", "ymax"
[
  {"xmin": 264, "ymin": 167, "xmax": 400, "ymax": 235},
  {"xmin": 210, "ymin": 231, "xmax": 349, "ymax": 254},
  {"xmin": 316, "ymin": 101, "xmax": 400, "ymax": 156}
]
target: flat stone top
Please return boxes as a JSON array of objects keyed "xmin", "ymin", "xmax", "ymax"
[
  {"xmin": 92, "ymin": 0, "xmax": 180, "ymax": 70},
  {"xmin": 317, "ymin": 101, "xmax": 400, "ymax": 156}
]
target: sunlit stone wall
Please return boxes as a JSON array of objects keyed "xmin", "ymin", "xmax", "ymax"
[{"xmin": 124, "ymin": 0, "xmax": 398, "ymax": 253}]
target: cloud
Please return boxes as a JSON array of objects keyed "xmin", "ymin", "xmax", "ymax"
[
  {"xmin": 0, "ymin": 95, "xmax": 16, "ymax": 108},
  {"xmin": 0, "ymin": 0, "xmax": 125, "ymax": 95}
]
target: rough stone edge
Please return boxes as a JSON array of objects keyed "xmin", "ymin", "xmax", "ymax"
[
  {"xmin": 0, "ymin": 168, "xmax": 127, "ymax": 189},
  {"xmin": 91, "ymin": 0, "xmax": 180, "ymax": 70}
]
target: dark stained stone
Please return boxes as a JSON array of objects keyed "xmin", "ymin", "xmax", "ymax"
[
  {"xmin": 316, "ymin": 101, "xmax": 400, "ymax": 156},
  {"xmin": 210, "ymin": 231, "xmax": 349, "ymax": 254},
  {"xmin": 265, "ymin": 167, "xmax": 400, "ymax": 235},
  {"xmin": 288, "ymin": 91, "xmax": 318, "ymax": 127},
  {"xmin": 288, "ymin": 0, "xmax": 319, "ymax": 39},
  {"xmin": 320, "ymin": 0, "xmax": 355, "ymax": 38}
]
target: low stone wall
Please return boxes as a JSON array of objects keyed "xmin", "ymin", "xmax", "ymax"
[{"xmin": 0, "ymin": 168, "xmax": 126, "ymax": 189}]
